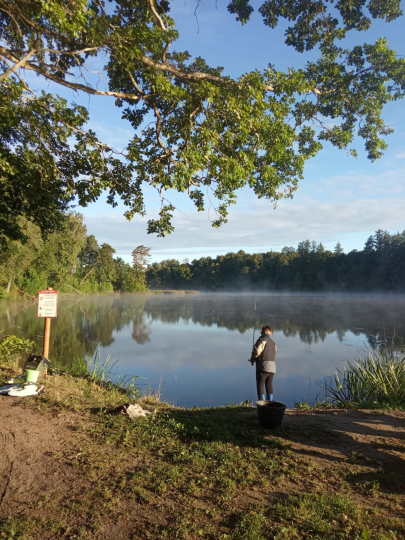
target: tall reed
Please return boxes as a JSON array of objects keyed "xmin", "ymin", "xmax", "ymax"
[
  {"xmin": 51, "ymin": 352, "xmax": 145, "ymax": 399},
  {"xmin": 324, "ymin": 349, "xmax": 405, "ymax": 409}
]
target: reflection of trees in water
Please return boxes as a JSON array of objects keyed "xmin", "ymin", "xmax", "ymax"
[
  {"xmin": 0, "ymin": 295, "xmax": 150, "ymax": 365},
  {"xmin": 132, "ymin": 321, "xmax": 150, "ymax": 344},
  {"xmin": 130, "ymin": 305, "xmax": 151, "ymax": 343},
  {"xmin": 1, "ymin": 294, "xmax": 404, "ymax": 359},
  {"xmin": 146, "ymin": 303, "xmax": 258, "ymax": 334},
  {"xmin": 275, "ymin": 318, "xmax": 329, "ymax": 344},
  {"xmin": 365, "ymin": 328, "xmax": 398, "ymax": 350},
  {"xmin": 336, "ymin": 329, "xmax": 346, "ymax": 343},
  {"xmin": 144, "ymin": 295, "xmax": 405, "ymax": 349}
]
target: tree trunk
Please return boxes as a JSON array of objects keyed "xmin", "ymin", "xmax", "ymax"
[
  {"xmin": 6, "ymin": 276, "xmax": 13, "ymax": 293},
  {"xmin": 79, "ymin": 264, "xmax": 97, "ymax": 285}
]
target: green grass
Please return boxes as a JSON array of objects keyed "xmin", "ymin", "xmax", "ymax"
[
  {"xmin": 1, "ymin": 349, "xmax": 405, "ymax": 540},
  {"xmin": 295, "ymin": 349, "xmax": 405, "ymax": 410},
  {"xmin": 324, "ymin": 349, "xmax": 405, "ymax": 409},
  {"xmin": 0, "ymin": 346, "xmax": 147, "ymax": 411},
  {"xmin": 294, "ymin": 398, "xmax": 337, "ymax": 411},
  {"xmin": 50, "ymin": 351, "xmax": 144, "ymax": 394},
  {"xmin": 2, "ymin": 392, "xmax": 405, "ymax": 540},
  {"xmin": 232, "ymin": 493, "xmax": 402, "ymax": 540}
]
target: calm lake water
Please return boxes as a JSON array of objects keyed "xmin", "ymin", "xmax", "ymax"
[{"xmin": 1, "ymin": 293, "xmax": 404, "ymax": 407}]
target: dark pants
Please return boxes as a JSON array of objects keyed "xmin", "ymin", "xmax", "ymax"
[{"xmin": 256, "ymin": 370, "xmax": 274, "ymax": 399}]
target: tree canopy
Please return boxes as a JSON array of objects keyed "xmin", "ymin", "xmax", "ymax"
[
  {"xmin": 1, "ymin": 0, "xmax": 404, "ymax": 240},
  {"xmin": 0, "ymin": 212, "xmax": 149, "ymax": 297},
  {"xmin": 147, "ymin": 230, "xmax": 405, "ymax": 291}
]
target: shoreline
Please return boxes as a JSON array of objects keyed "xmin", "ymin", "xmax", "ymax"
[
  {"xmin": 1, "ymin": 358, "xmax": 404, "ymax": 539},
  {"xmin": 0, "ymin": 289, "xmax": 202, "ymax": 303},
  {"xmin": 5, "ymin": 289, "xmax": 405, "ymax": 304}
]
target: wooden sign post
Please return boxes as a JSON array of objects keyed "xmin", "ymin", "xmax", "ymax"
[{"xmin": 38, "ymin": 288, "xmax": 58, "ymax": 362}]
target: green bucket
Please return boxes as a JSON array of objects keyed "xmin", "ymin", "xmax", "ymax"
[{"xmin": 26, "ymin": 370, "xmax": 40, "ymax": 383}]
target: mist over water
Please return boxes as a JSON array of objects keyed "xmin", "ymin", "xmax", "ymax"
[{"xmin": 1, "ymin": 293, "xmax": 404, "ymax": 407}]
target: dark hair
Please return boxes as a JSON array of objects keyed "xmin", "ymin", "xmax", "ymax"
[{"xmin": 261, "ymin": 325, "xmax": 272, "ymax": 334}]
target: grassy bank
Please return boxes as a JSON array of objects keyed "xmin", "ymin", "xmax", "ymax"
[
  {"xmin": 296, "ymin": 349, "xmax": 405, "ymax": 411},
  {"xmin": 1, "ymin": 354, "xmax": 405, "ymax": 540}
]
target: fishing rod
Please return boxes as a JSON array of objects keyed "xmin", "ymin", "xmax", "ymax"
[
  {"xmin": 249, "ymin": 302, "xmax": 257, "ymax": 365},
  {"xmin": 252, "ymin": 302, "xmax": 256, "ymax": 348}
]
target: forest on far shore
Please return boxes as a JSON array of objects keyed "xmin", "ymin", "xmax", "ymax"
[
  {"xmin": 0, "ymin": 212, "xmax": 149, "ymax": 299},
  {"xmin": 2, "ymin": 224, "xmax": 404, "ymax": 298},
  {"xmin": 146, "ymin": 230, "xmax": 405, "ymax": 292}
]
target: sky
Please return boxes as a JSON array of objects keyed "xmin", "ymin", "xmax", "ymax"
[{"xmin": 27, "ymin": 0, "xmax": 405, "ymax": 263}]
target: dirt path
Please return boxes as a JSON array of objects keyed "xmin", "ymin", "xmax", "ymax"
[
  {"xmin": 283, "ymin": 408, "xmax": 405, "ymax": 469},
  {"xmin": 0, "ymin": 397, "xmax": 87, "ymax": 521}
]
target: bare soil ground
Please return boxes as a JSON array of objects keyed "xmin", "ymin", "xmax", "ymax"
[
  {"xmin": 1, "ymin": 396, "xmax": 404, "ymax": 539},
  {"xmin": 283, "ymin": 408, "xmax": 405, "ymax": 469},
  {"xmin": 0, "ymin": 398, "xmax": 88, "ymax": 521}
]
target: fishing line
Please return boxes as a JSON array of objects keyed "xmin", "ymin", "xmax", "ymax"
[{"xmin": 252, "ymin": 302, "xmax": 256, "ymax": 348}]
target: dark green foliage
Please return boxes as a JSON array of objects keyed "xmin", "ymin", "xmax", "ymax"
[
  {"xmin": 0, "ymin": 0, "xmax": 404, "ymax": 236},
  {"xmin": 146, "ymin": 229, "xmax": 405, "ymax": 291},
  {"xmin": 0, "ymin": 213, "xmax": 147, "ymax": 296},
  {"xmin": 0, "ymin": 334, "xmax": 34, "ymax": 357},
  {"xmin": 227, "ymin": 0, "xmax": 254, "ymax": 24},
  {"xmin": 0, "ymin": 80, "xmax": 132, "ymax": 242}
]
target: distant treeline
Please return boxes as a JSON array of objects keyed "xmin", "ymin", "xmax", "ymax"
[
  {"xmin": 0, "ymin": 213, "xmax": 149, "ymax": 298},
  {"xmin": 146, "ymin": 230, "xmax": 405, "ymax": 291}
]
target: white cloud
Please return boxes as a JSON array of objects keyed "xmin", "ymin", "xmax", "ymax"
[
  {"xmin": 83, "ymin": 195, "xmax": 405, "ymax": 262},
  {"xmin": 302, "ymin": 168, "xmax": 405, "ymax": 201}
]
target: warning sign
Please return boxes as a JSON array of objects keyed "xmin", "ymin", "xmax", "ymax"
[{"xmin": 38, "ymin": 290, "xmax": 58, "ymax": 318}]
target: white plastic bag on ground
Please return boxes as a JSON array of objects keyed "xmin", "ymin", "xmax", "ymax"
[
  {"xmin": 7, "ymin": 383, "xmax": 44, "ymax": 397},
  {"xmin": 106, "ymin": 403, "xmax": 152, "ymax": 419}
]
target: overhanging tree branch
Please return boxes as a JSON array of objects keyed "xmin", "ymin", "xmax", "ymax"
[
  {"xmin": 0, "ymin": 0, "xmax": 403, "ymax": 240},
  {"xmin": 146, "ymin": 0, "xmax": 167, "ymax": 31},
  {"xmin": 0, "ymin": 48, "xmax": 35, "ymax": 82},
  {"xmin": 0, "ymin": 46, "xmax": 144, "ymax": 100},
  {"xmin": 0, "ymin": 43, "xmax": 342, "ymax": 98}
]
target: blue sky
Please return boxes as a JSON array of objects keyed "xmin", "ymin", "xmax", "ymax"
[{"xmin": 31, "ymin": 0, "xmax": 405, "ymax": 262}]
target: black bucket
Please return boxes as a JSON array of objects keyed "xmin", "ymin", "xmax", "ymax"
[{"xmin": 256, "ymin": 400, "xmax": 286, "ymax": 429}]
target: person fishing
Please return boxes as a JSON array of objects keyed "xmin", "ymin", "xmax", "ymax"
[{"xmin": 249, "ymin": 325, "xmax": 277, "ymax": 401}]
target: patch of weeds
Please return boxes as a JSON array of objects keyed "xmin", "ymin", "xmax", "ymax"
[
  {"xmin": 0, "ymin": 517, "xmax": 68, "ymax": 540},
  {"xmin": 155, "ymin": 507, "xmax": 220, "ymax": 540},
  {"xmin": 29, "ymin": 373, "xmax": 140, "ymax": 413},
  {"xmin": 231, "ymin": 493, "xmax": 404, "ymax": 539},
  {"xmin": 355, "ymin": 480, "xmax": 380, "ymax": 498},
  {"xmin": 85, "ymin": 407, "xmax": 299, "ymax": 500},
  {"xmin": 347, "ymin": 467, "xmax": 405, "ymax": 495},
  {"xmin": 0, "ymin": 518, "xmax": 29, "ymax": 540},
  {"xmin": 348, "ymin": 450, "xmax": 366, "ymax": 461},
  {"xmin": 294, "ymin": 399, "xmax": 336, "ymax": 411},
  {"xmin": 324, "ymin": 350, "xmax": 405, "ymax": 410},
  {"xmin": 167, "ymin": 406, "xmax": 269, "ymax": 446},
  {"xmin": 232, "ymin": 510, "xmax": 268, "ymax": 540}
]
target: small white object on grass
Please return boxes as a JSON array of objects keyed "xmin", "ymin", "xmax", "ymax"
[
  {"xmin": 7, "ymin": 383, "xmax": 45, "ymax": 397},
  {"xmin": 105, "ymin": 403, "xmax": 152, "ymax": 419}
]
